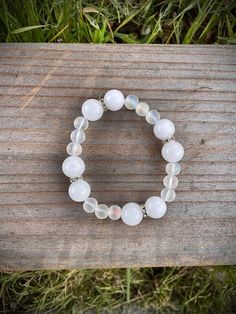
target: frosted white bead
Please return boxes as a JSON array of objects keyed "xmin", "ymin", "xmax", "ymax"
[
  {"xmin": 124, "ymin": 94, "xmax": 139, "ymax": 110},
  {"xmin": 162, "ymin": 141, "xmax": 184, "ymax": 163},
  {"xmin": 166, "ymin": 162, "xmax": 181, "ymax": 176},
  {"xmin": 153, "ymin": 119, "xmax": 175, "ymax": 140},
  {"xmin": 74, "ymin": 116, "xmax": 89, "ymax": 130},
  {"xmin": 95, "ymin": 204, "xmax": 109, "ymax": 219},
  {"xmin": 109, "ymin": 205, "xmax": 122, "ymax": 220},
  {"xmin": 163, "ymin": 175, "xmax": 178, "ymax": 189},
  {"xmin": 146, "ymin": 110, "xmax": 160, "ymax": 125},
  {"xmin": 66, "ymin": 142, "xmax": 82, "ymax": 156},
  {"xmin": 121, "ymin": 202, "xmax": 143, "ymax": 226},
  {"xmin": 70, "ymin": 129, "xmax": 86, "ymax": 143},
  {"xmin": 135, "ymin": 102, "xmax": 149, "ymax": 116},
  {"xmin": 82, "ymin": 99, "xmax": 103, "ymax": 121},
  {"xmin": 83, "ymin": 197, "xmax": 98, "ymax": 213},
  {"xmin": 68, "ymin": 179, "xmax": 91, "ymax": 202},
  {"xmin": 104, "ymin": 89, "xmax": 124, "ymax": 111},
  {"xmin": 161, "ymin": 188, "xmax": 176, "ymax": 202},
  {"xmin": 145, "ymin": 196, "xmax": 166, "ymax": 219},
  {"xmin": 62, "ymin": 156, "xmax": 85, "ymax": 178}
]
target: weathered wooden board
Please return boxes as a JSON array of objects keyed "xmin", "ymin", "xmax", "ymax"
[{"xmin": 0, "ymin": 44, "xmax": 235, "ymax": 270}]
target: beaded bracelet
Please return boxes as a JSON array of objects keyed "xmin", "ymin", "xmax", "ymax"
[{"xmin": 62, "ymin": 90, "xmax": 184, "ymax": 226}]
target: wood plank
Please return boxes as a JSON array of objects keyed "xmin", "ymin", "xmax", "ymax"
[{"xmin": 0, "ymin": 43, "xmax": 235, "ymax": 270}]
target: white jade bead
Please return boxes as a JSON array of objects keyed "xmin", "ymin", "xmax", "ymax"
[
  {"xmin": 163, "ymin": 175, "xmax": 178, "ymax": 189},
  {"xmin": 109, "ymin": 205, "xmax": 122, "ymax": 220},
  {"xmin": 166, "ymin": 162, "xmax": 181, "ymax": 176},
  {"xmin": 68, "ymin": 180, "xmax": 91, "ymax": 202},
  {"xmin": 82, "ymin": 99, "xmax": 103, "ymax": 121},
  {"xmin": 62, "ymin": 156, "xmax": 85, "ymax": 178},
  {"xmin": 145, "ymin": 196, "xmax": 167, "ymax": 219},
  {"xmin": 66, "ymin": 142, "xmax": 82, "ymax": 156},
  {"xmin": 83, "ymin": 197, "xmax": 98, "ymax": 213},
  {"xmin": 162, "ymin": 141, "xmax": 184, "ymax": 163},
  {"xmin": 74, "ymin": 116, "xmax": 89, "ymax": 130},
  {"xmin": 161, "ymin": 188, "xmax": 176, "ymax": 202},
  {"xmin": 153, "ymin": 119, "xmax": 175, "ymax": 140},
  {"xmin": 70, "ymin": 129, "xmax": 86, "ymax": 143},
  {"xmin": 135, "ymin": 102, "xmax": 149, "ymax": 116},
  {"xmin": 121, "ymin": 202, "xmax": 143, "ymax": 226},
  {"xmin": 104, "ymin": 89, "xmax": 124, "ymax": 111},
  {"xmin": 146, "ymin": 110, "xmax": 160, "ymax": 125},
  {"xmin": 95, "ymin": 204, "xmax": 109, "ymax": 219},
  {"xmin": 125, "ymin": 94, "xmax": 139, "ymax": 110}
]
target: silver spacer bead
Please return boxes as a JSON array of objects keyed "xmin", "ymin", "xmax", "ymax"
[
  {"xmin": 140, "ymin": 203, "xmax": 147, "ymax": 218},
  {"xmin": 162, "ymin": 136, "xmax": 175, "ymax": 144},
  {"xmin": 70, "ymin": 175, "xmax": 83, "ymax": 183},
  {"xmin": 99, "ymin": 98, "xmax": 108, "ymax": 112}
]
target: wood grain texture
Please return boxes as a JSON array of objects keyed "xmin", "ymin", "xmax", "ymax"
[{"xmin": 0, "ymin": 43, "xmax": 235, "ymax": 270}]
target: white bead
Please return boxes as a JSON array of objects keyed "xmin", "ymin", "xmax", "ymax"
[
  {"xmin": 163, "ymin": 175, "xmax": 178, "ymax": 189},
  {"xmin": 74, "ymin": 116, "xmax": 89, "ymax": 130},
  {"xmin": 62, "ymin": 156, "xmax": 85, "ymax": 178},
  {"xmin": 124, "ymin": 94, "xmax": 139, "ymax": 110},
  {"xmin": 109, "ymin": 205, "xmax": 122, "ymax": 220},
  {"xmin": 83, "ymin": 197, "xmax": 98, "ymax": 213},
  {"xmin": 153, "ymin": 119, "xmax": 175, "ymax": 140},
  {"xmin": 121, "ymin": 202, "xmax": 143, "ymax": 226},
  {"xmin": 68, "ymin": 180, "xmax": 91, "ymax": 202},
  {"xmin": 146, "ymin": 110, "xmax": 160, "ymax": 125},
  {"xmin": 70, "ymin": 129, "xmax": 86, "ymax": 143},
  {"xmin": 145, "ymin": 196, "xmax": 166, "ymax": 219},
  {"xmin": 104, "ymin": 89, "xmax": 124, "ymax": 111},
  {"xmin": 66, "ymin": 142, "xmax": 82, "ymax": 156},
  {"xmin": 162, "ymin": 141, "xmax": 184, "ymax": 163},
  {"xmin": 166, "ymin": 162, "xmax": 181, "ymax": 176},
  {"xmin": 95, "ymin": 204, "xmax": 109, "ymax": 219},
  {"xmin": 82, "ymin": 99, "xmax": 103, "ymax": 121},
  {"xmin": 161, "ymin": 188, "xmax": 176, "ymax": 202},
  {"xmin": 135, "ymin": 102, "xmax": 149, "ymax": 116}
]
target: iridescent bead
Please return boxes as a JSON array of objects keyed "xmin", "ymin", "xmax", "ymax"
[
  {"xmin": 104, "ymin": 89, "xmax": 124, "ymax": 111},
  {"xmin": 62, "ymin": 156, "xmax": 85, "ymax": 178},
  {"xmin": 161, "ymin": 188, "xmax": 176, "ymax": 202},
  {"xmin": 70, "ymin": 129, "xmax": 86, "ymax": 143},
  {"xmin": 82, "ymin": 99, "xmax": 103, "ymax": 121},
  {"xmin": 135, "ymin": 102, "xmax": 149, "ymax": 116},
  {"xmin": 124, "ymin": 94, "xmax": 139, "ymax": 110},
  {"xmin": 146, "ymin": 110, "xmax": 160, "ymax": 125},
  {"xmin": 145, "ymin": 196, "xmax": 166, "ymax": 219},
  {"xmin": 95, "ymin": 204, "xmax": 109, "ymax": 219},
  {"xmin": 121, "ymin": 202, "xmax": 143, "ymax": 226},
  {"xmin": 153, "ymin": 119, "xmax": 175, "ymax": 140},
  {"xmin": 83, "ymin": 197, "xmax": 98, "ymax": 213},
  {"xmin": 74, "ymin": 116, "xmax": 89, "ymax": 130},
  {"xmin": 109, "ymin": 205, "xmax": 122, "ymax": 220},
  {"xmin": 166, "ymin": 162, "xmax": 181, "ymax": 176},
  {"xmin": 163, "ymin": 175, "xmax": 178, "ymax": 189},
  {"xmin": 68, "ymin": 180, "xmax": 91, "ymax": 202},
  {"xmin": 66, "ymin": 142, "xmax": 82, "ymax": 156},
  {"xmin": 162, "ymin": 141, "xmax": 184, "ymax": 163}
]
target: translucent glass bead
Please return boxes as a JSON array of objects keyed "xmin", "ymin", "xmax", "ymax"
[
  {"xmin": 83, "ymin": 197, "xmax": 98, "ymax": 213},
  {"xmin": 146, "ymin": 110, "xmax": 160, "ymax": 125},
  {"xmin": 135, "ymin": 102, "xmax": 149, "ymax": 116},
  {"xmin": 95, "ymin": 204, "xmax": 109, "ymax": 219},
  {"xmin": 66, "ymin": 142, "xmax": 82, "ymax": 156},
  {"xmin": 163, "ymin": 175, "xmax": 178, "ymax": 189},
  {"xmin": 161, "ymin": 188, "xmax": 176, "ymax": 202},
  {"xmin": 62, "ymin": 156, "xmax": 85, "ymax": 178},
  {"xmin": 68, "ymin": 179, "xmax": 91, "ymax": 202},
  {"xmin": 74, "ymin": 116, "xmax": 89, "ymax": 130},
  {"xmin": 162, "ymin": 141, "xmax": 184, "ymax": 163},
  {"xmin": 70, "ymin": 129, "xmax": 86, "ymax": 143},
  {"xmin": 82, "ymin": 99, "xmax": 103, "ymax": 121},
  {"xmin": 104, "ymin": 89, "xmax": 124, "ymax": 111},
  {"xmin": 109, "ymin": 205, "xmax": 122, "ymax": 220},
  {"xmin": 121, "ymin": 202, "xmax": 143, "ymax": 226},
  {"xmin": 124, "ymin": 94, "xmax": 139, "ymax": 110},
  {"xmin": 166, "ymin": 162, "xmax": 181, "ymax": 176},
  {"xmin": 153, "ymin": 119, "xmax": 175, "ymax": 140},
  {"xmin": 145, "ymin": 196, "xmax": 166, "ymax": 219}
]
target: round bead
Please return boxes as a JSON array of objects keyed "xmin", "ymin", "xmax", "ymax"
[
  {"xmin": 135, "ymin": 102, "xmax": 149, "ymax": 116},
  {"xmin": 83, "ymin": 197, "xmax": 98, "ymax": 213},
  {"xmin": 68, "ymin": 180, "xmax": 91, "ymax": 202},
  {"xmin": 109, "ymin": 205, "xmax": 122, "ymax": 220},
  {"xmin": 161, "ymin": 188, "xmax": 176, "ymax": 202},
  {"xmin": 162, "ymin": 141, "xmax": 184, "ymax": 163},
  {"xmin": 146, "ymin": 110, "xmax": 160, "ymax": 125},
  {"xmin": 121, "ymin": 202, "xmax": 143, "ymax": 226},
  {"xmin": 166, "ymin": 162, "xmax": 181, "ymax": 176},
  {"xmin": 153, "ymin": 119, "xmax": 175, "ymax": 140},
  {"xmin": 124, "ymin": 94, "xmax": 139, "ymax": 110},
  {"xmin": 163, "ymin": 175, "xmax": 178, "ymax": 189},
  {"xmin": 74, "ymin": 116, "xmax": 89, "ymax": 130},
  {"xmin": 82, "ymin": 99, "xmax": 103, "ymax": 121},
  {"xmin": 145, "ymin": 196, "xmax": 166, "ymax": 219},
  {"xmin": 70, "ymin": 129, "xmax": 86, "ymax": 143},
  {"xmin": 104, "ymin": 89, "xmax": 124, "ymax": 111},
  {"xmin": 66, "ymin": 142, "xmax": 82, "ymax": 156},
  {"xmin": 62, "ymin": 156, "xmax": 85, "ymax": 178},
  {"xmin": 95, "ymin": 204, "xmax": 109, "ymax": 219}
]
